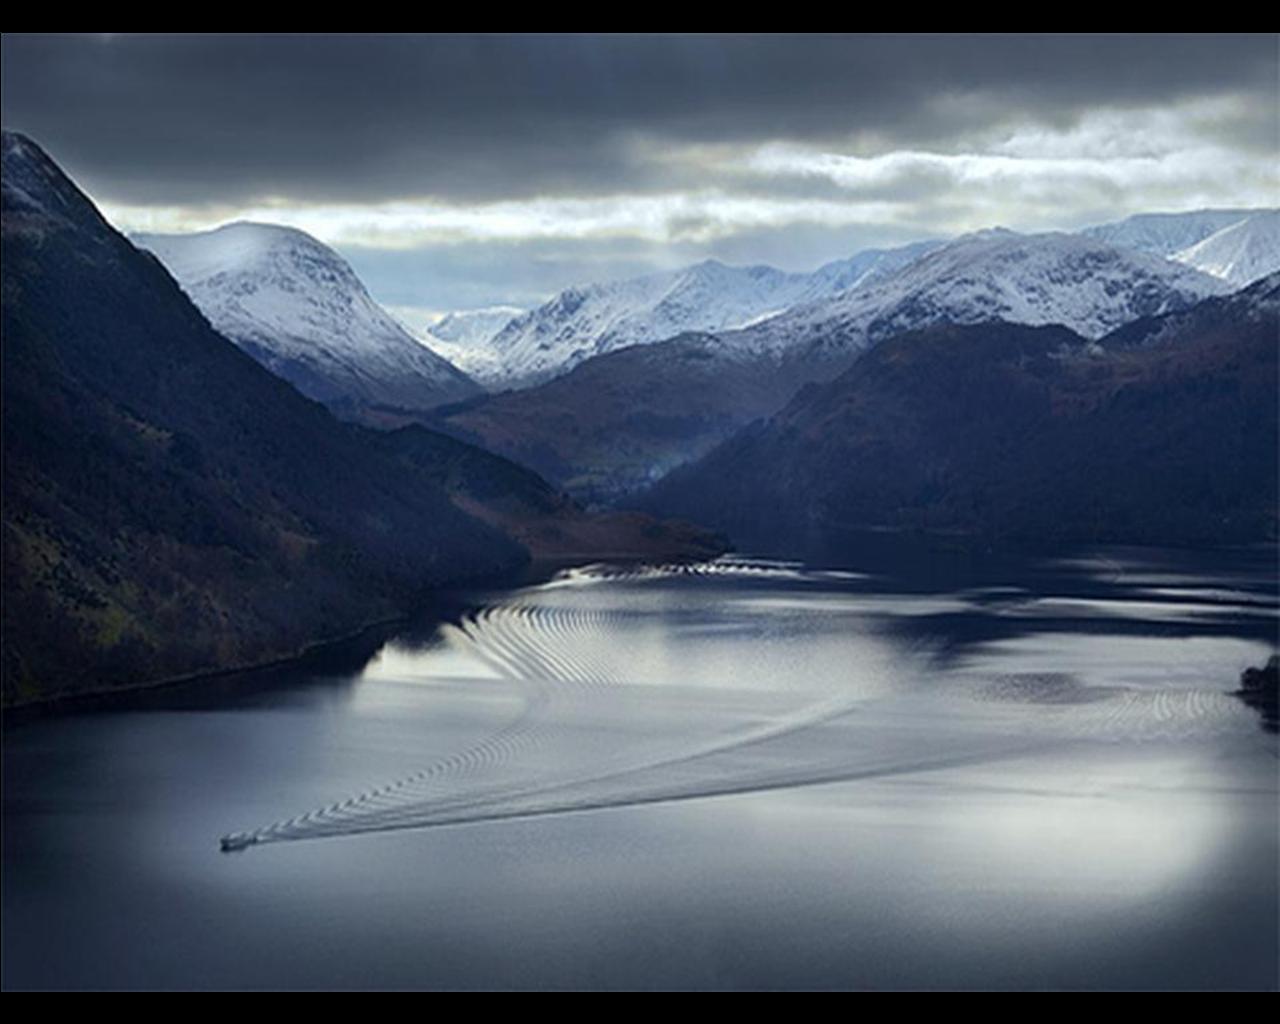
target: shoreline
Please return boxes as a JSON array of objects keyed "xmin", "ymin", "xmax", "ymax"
[
  {"xmin": 0, "ymin": 613, "xmax": 411, "ymax": 724},
  {"xmin": 0, "ymin": 547, "xmax": 724, "ymax": 723}
]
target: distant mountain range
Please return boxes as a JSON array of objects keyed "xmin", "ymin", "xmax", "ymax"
[
  {"xmin": 455, "ymin": 242, "xmax": 941, "ymax": 389},
  {"xmin": 1, "ymin": 131, "xmax": 717, "ymax": 705},
  {"xmin": 419, "ymin": 209, "xmax": 1277, "ymax": 392},
  {"xmin": 435, "ymin": 228, "xmax": 1243, "ymax": 501},
  {"xmin": 129, "ymin": 207, "xmax": 1279, "ymax": 420},
  {"xmin": 641, "ymin": 274, "xmax": 1279, "ymax": 551},
  {"xmin": 135, "ymin": 222, "xmax": 482, "ymax": 420}
]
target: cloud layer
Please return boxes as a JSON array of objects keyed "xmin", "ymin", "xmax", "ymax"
[{"xmin": 4, "ymin": 34, "xmax": 1276, "ymax": 313}]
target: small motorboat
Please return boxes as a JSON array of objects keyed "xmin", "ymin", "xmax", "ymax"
[{"xmin": 219, "ymin": 832, "xmax": 257, "ymax": 853}]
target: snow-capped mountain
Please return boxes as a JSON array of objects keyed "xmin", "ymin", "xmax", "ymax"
[
  {"xmin": 1171, "ymin": 211, "xmax": 1280, "ymax": 287},
  {"xmin": 484, "ymin": 242, "xmax": 940, "ymax": 388},
  {"xmin": 1080, "ymin": 208, "xmax": 1268, "ymax": 256},
  {"xmin": 136, "ymin": 222, "xmax": 480, "ymax": 415},
  {"xmin": 431, "ymin": 306, "xmax": 525, "ymax": 348},
  {"xmin": 727, "ymin": 229, "xmax": 1233, "ymax": 361},
  {"xmin": 414, "ymin": 305, "xmax": 526, "ymax": 386},
  {"xmin": 1079, "ymin": 207, "xmax": 1280, "ymax": 288}
]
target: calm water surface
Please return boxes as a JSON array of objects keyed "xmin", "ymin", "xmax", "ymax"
[{"xmin": 4, "ymin": 546, "xmax": 1278, "ymax": 989}]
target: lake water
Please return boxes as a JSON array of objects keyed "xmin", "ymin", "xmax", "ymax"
[{"xmin": 4, "ymin": 546, "xmax": 1278, "ymax": 990}]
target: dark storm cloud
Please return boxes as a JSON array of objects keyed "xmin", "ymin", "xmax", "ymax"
[{"xmin": 2, "ymin": 33, "xmax": 1275, "ymax": 205}]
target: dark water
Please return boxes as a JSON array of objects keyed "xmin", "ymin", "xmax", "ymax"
[{"xmin": 4, "ymin": 546, "xmax": 1278, "ymax": 990}]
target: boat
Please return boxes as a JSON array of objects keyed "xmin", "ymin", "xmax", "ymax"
[{"xmin": 220, "ymin": 832, "xmax": 257, "ymax": 853}]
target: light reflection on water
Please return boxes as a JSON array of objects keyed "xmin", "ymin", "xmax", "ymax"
[{"xmin": 3, "ymin": 547, "xmax": 1277, "ymax": 989}]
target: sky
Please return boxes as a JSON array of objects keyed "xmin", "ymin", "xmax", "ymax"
[{"xmin": 3, "ymin": 33, "xmax": 1277, "ymax": 322}]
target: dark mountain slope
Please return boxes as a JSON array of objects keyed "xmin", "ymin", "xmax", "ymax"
[
  {"xmin": 435, "ymin": 230, "xmax": 1229, "ymax": 507},
  {"xmin": 0, "ymin": 131, "xmax": 528, "ymax": 704},
  {"xmin": 373, "ymin": 425, "xmax": 723, "ymax": 562},
  {"xmin": 1102, "ymin": 271, "xmax": 1279, "ymax": 350},
  {"xmin": 642, "ymin": 281, "xmax": 1279, "ymax": 552},
  {"xmin": 435, "ymin": 332, "xmax": 833, "ymax": 503}
]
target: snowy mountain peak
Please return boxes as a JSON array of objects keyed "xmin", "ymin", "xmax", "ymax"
[
  {"xmin": 1172, "ymin": 211, "xmax": 1280, "ymax": 287},
  {"xmin": 139, "ymin": 221, "xmax": 382, "ymax": 304},
  {"xmin": 1081, "ymin": 208, "xmax": 1273, "ymax": 257},
  {"xmin": 136, "ymin": 222, "xmax": 479, "ymax": 414}
]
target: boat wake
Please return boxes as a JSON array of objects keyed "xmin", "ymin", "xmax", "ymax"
[{"xmin": 220, "ymin": 558, "xmax": 1259, "ymax": 851}]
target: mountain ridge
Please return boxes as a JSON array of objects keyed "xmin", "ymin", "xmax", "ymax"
[{"xmin": 478, "ymin": 240, "xmax": 941, "ymax": 388}]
